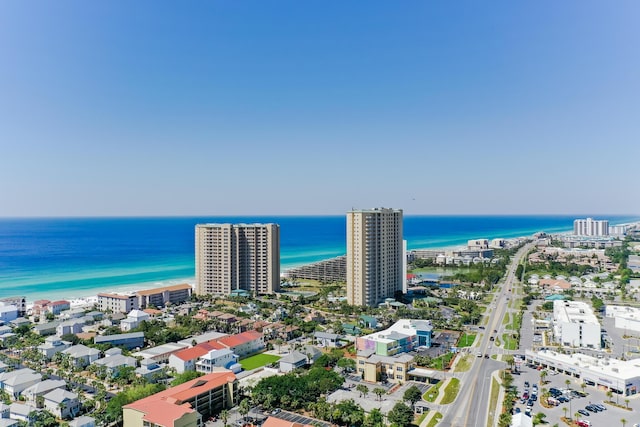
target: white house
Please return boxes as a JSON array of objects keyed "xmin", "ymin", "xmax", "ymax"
[
  {"xmin": 38, "ymin": 336, "xmax": 72, "ymax": 360},
  {"xmin": 62, "ymin": 345, "xmax": 101, "ymax": 368},
  {"xmin": 43, "ymin": 389, "xmax": 80, "ymax": 419},
  {"xmin": 2, "ymin": 369, "xmax": 42, "ymax": 399},
  {"xmin": 195, "ymin": 348, "xmax": 239, "ymax": 374},
  {"xmin": 21, "ymin": 379, "xmax": 66, "ymax": 406},
  {"xmin": 56, "ymin": 319, "xmax": 85, "ymax": 337},
  {"xmin": 93, "ymin": 352, "xmax": 137, "ymax": 376},
  {"xmin": 120, "ymin": 309, "xmax": 150, "ymax": 332},
  {"xmin": 279, "ymin": 351, "xmax": 308, "ymax": 373},
  {"xmin": 0, "ymin": 304, "xmax": 18, "ymax": 324},
  {"xmin": 8, "ymin": 403, "xmax": 37, "ymax": 423}
]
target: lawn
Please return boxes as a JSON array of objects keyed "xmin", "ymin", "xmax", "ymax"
[
  {"xmin": 508, "ymin": 312, "xmax": 522, "ymax": 331},
  {"xmin": 458, "ymin": 333, "xmax": 476, "ymax": 347},
  {"xmin": 441, "ymin": 378, "xmax": 460, "ymax": 404},
  {"xmin": 429, "ymin": 352, "xmax": 455, "ymax": 369},
  {"xmin": 502, "ymin": 313, "xmax": 510, "ymax": 325},
  {"xmin": 454, "ymin": 355, "xmax": 472, "ymax": 373},
  {"xmin": 502, "ymin": 333, "xmax": 518, "ymax": 350},
  {"xmin": 423, "ymin": 381, "xmax": 442, "ymax": 403},
  {"xmin": 425, "ymin": 412, "xmax": 442, "ymax": 427},
  {"xmin": 239, "ymin": 353, "xmax": 281, "ymax": 370}
]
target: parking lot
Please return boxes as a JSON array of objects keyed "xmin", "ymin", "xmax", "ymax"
[{"xmin": 511, "ymin": 300, "xmax": 640, "ymax": 426}]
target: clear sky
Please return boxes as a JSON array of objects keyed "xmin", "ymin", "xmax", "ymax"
[{"xmin": 1, "ymin": 1, "xmax": 638, "ymax": 216}]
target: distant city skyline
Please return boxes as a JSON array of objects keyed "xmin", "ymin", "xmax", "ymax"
[{"xmin": 1, "ymin": 1, "xmax": 639, "ymax": 216}]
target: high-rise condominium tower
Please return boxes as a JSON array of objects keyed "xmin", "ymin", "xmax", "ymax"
[
  {"xmin": 346, "ymin": 208, "xmax": 404, "ymax": 306},
  {"xmin": 195, "ymin": 223, "xmax": 280, "ymax": 296},
  {"xmin": 573, "ymin": 218, "xmax": 609, "ymax": 237}
]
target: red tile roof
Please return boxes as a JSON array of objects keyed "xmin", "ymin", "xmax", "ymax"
[
  {"xmin": 216, "ymin": 330, "xmax": 262, "ymax": 349},
  {"xmin": 98, "ymin": 293, "xmax": 134, "ymax": 300},
  {"xmin": 124, "ymin": 371, "xmax": 237, "ymax": 425},
  {"xmin": 49, "ymin": 300, "xmax": 70, "ymax": 306},
  {"xmin": 173, "ymin": 341, "xmax": 224, "ymax": 362}
]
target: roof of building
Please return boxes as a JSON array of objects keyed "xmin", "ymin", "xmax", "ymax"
[
  {"xmin": 279, "ymin": 351, "xmax": 307, "ymax": 365},
  {"xmin": 63, "ymin": 344, "xmax": 101, "ymax": 358},
  {"xmin": 126, "ymin": 309, "xmax": 149, "ymax": 319},
  {"xmin": 136, "ymin": 283, "xmax": 192, "ymax": 296},
  {"xmin": 173, "ymin": 341, "xmax": 224, "ymax": 362},
  {"xmin": 553, "ymin": 300, "xmax": 599, "ymax": 325},
  {"xmin": 94, "ymin": 354, "xmax": 137, "ymax": 369},
  {"xmin": 94, "ymin": 332, "xmax": 144, "ymax": 343},
  {"xmin": 9, "ymin": 402, "xmax": 37, "ymax": 417},
  {"xmin": 49, "ymin": 300, "xmax": 70, "ymax": 306},
  {"xmin": 43, "ymin": 388, "xmax": 77, "ymax": 404},
  {"xmin": 3, "ymin": 372, "xmax": 41, "ymax": 386},
  {"xmin": 97, "ymin": 293, "xmax": 135, "ymax": 300},
  {"xmin": 0, "ymin": 418, "xmax": 19, "ymax": 427},
  {"xmin": 216, "ymin": 330, "xmax": 262, "ymax": 348},
  {"xmin": 314, "ymin": 331, "xmax": 339, "ymax": 339},
  {"xmin": 359, "ymin": 319, "xmax": 433, "ymax": 344},
  {"xmin": 133, "ymin": 342, "xmax": 189, "ymax": 358},
  {"xmin": 124, "ymin": 371, "xmax": 236, "ymax": 425},
  {"xmin": 22, "ymin": 379, "xmax": 66, "ymax": 396}
]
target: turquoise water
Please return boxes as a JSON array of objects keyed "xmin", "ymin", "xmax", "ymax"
[{"xmin": 0, "ymin": 215, "xmax": 635, "ymax": 301}]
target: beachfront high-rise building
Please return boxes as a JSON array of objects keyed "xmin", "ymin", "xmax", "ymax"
[
  {"xmin": 195, "ymin": 223, "xmax": 280, "ymax": 296},
  {"xmin": 573, "ymin": 218, "xmax": 609, "ymax": 237},
  {"xmin": 346, "ymin": 208, "xmax": 403, "ymax": 307}
]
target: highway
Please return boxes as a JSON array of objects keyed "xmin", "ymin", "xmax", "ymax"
[{"xmin": 439, "ymin": 242, "xmax": 534, "ymax": 427}]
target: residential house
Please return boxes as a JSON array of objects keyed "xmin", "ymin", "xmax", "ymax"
[
  {"xmin": 94, "ymin": 332, "xmax": 144, "ymax": 349},
  {"xmin": 122, "ymin": 370, "xmax": 238, "ymax": 427},
  {"xmin": 33, "ymin": 321, "xmax": 61, "ymax": 336},
  {"xmin": 43, "ymin": 389, "xmax": 81, "ymax": 419},
  {"xmin": 0, "ymin": 402, "xmax": 9, "ymax": 418},
  {"xmin": 120, "ymin": 309, "xmax": 150, "ymax": 332},
  {"xmin": 196, "ymin": 348, "xmax": 239, "ymax": 374},
  {"xmin": 2, "ymin": 369, "xmax": 42, "ymax": 399},
  {"xmin": 279, "ymin": 351, "xmax": 308, "ymax": 373},
  {"xmin": 0, "ymin": 304, "xmax": 18, "ymax": 324},
  {"xmin": 62, "ymin": 345, "xmax": 101, "ymax": 368},
  {"xmin": 169, "ymin": 342, "xmax": 225, "ymax": 374},
  {"xmin": 56, "ymin": 319, "xmax": 86, "ymax": 337},
  {"xmin": 47, "ymin": 300, "xmax": 71, "ymax": 316},
  {"xmin": 8, "ymin": 403, "xmax": 37, "ymax": 423},
  {"xmin": 21, "ymin": 379, "xmax": 66, "ymax": 406},
  {"xmin": 38, "ymin": 336, "xmax": 72, "ymax": 359},
  {"xmin": 0, "ymin": 418, "xmax": 19, "ymax": 427},
  {"xmin": 314, "ymin": 331, "xmax": 340, "ymax": 348},
  {"xmin": 132, "ymin": 342, "xmax": 189, "ymax": 364},
  {"xmin": 135, "ymin": 359, "xmax": 165, "ymax": 383},
  {"xmin": 93, "ymin": 349, "xmax": 138, "ymax": 376},
  {"xmin": 215, "ymin": 330, "xmax": 264, "ymax": 357}
]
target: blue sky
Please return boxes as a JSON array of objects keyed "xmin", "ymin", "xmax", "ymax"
[{"xmin": 1, "ymin": 1, "xmax": 638, "ymax": 216}]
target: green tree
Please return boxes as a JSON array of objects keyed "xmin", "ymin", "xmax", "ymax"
[
  {"xmin": 337, "ymin": 358, "xmax": 356, "ymax": 373},
  {"xmin": 621, "ymin": 418, "xmax": 627, "ymax": 427},
  {"xmin": 387, "ymin": 402, "xmax": 414, "ymax": 427},
  {"xmin": 403, "ymin": 385, "xmax": 422, "ymax": 410},
  {"xmin": 373, "ymin": 387, "xmax": 386, "ymax": 401},
  {"xmin": 238, "ymin": 399, "xmax": 251, "ymax": 421},
  {"xmin": 356, "ymin": 384, "xmax": 369, "ymax": 398},
  {"xmin": 364, "ymin": 408, "xmax": 384, "ymax": 427}
]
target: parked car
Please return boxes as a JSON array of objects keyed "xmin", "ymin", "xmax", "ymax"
[
  {"xmin": 577, "ymin": 409, "xmax": 590, "ymax": 417},
  {"xmin": 577, "ymin": 421, "xmax": 591, "ymax": 427}
]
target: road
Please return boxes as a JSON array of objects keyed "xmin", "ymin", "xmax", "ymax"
[{"xmin": 439, "ymin": 242, "xmax": 534, "ymax": 427}]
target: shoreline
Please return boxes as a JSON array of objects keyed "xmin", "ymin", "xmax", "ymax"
[{"xmin": 6, "ymin": 219, "xmax": 639, "ymax": 304}]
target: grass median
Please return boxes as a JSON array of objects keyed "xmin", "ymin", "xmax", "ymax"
[
  {"xmin": 426, "ymin": 412, "xmax": 442, "ymax": 427},
  {"xmin": 423, "ymin": 381, "xmax": 442, "ymax": 403},
  {"xmin": 441, "ymin": 378, "xmax": 460, "ymax": 404},
  {"xmin": 487, "ymin": 377, "xmax": 500, "ymax": 427}
]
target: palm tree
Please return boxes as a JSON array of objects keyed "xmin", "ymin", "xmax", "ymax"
[
  {"xmin": 540, "ymin": 370, "xmax": 548, "ymax": 385},
  {"xmin": 373, "ymin": 387, "xmax": 386, "ymax": 401},
  {"xmin": 581, "ymin": 382, "xmax": 587, "ymax": 394},
  {"xmin": 220, "ymin": 410, "xmax": 229, "ymax": 427},
  {"xmin": 238, "ymin": 399, "xmax": 251, "ymax": 422},
  {"xmin": 625, "ymin": 398, "xmax": 630, "ymax": 409},
  {"xmin": 607, "ymin": 390, "xmax": 613, "ymax": 402},
  {"xmin": 562, "ymin": 407, "xmax": 567, "ymax": 419},
  {"xmin": 621, "ymin": 418, "xmax": 627, "ymax": 427},
  {"xmin": 574, "ymin": 413, "xmax": 580, "ymax": 422}
]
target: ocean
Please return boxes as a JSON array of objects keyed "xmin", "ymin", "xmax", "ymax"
[{"xmin": 0, "ymin": 215, "xmax": 636, "ymax": 301}]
